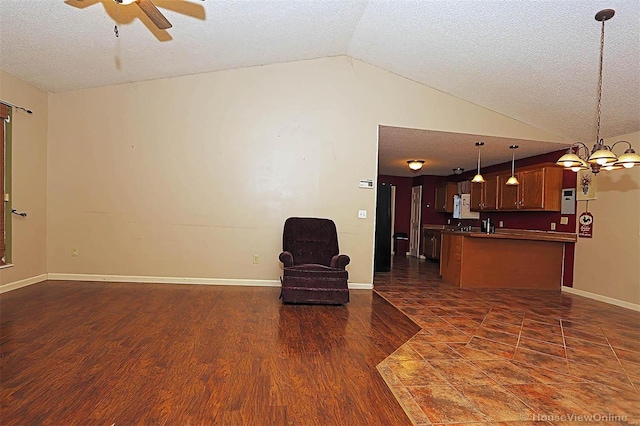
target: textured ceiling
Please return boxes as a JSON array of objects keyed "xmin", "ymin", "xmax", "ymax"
[{"xmin": 1, "ymin": 0, "xmax": 638, "ymax": 176}]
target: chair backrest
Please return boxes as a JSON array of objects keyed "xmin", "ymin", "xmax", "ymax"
[{"xmin": 282, "ymin": 217, "xmax": 339, "ymax": 266}]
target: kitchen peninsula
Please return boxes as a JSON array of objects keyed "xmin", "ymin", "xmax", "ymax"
[{"xmin": 439, "ymin": 229, "xmax": 577, "ymax": 289}]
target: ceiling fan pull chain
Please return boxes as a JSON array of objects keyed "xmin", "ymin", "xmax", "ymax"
[{"xmin": 114, "ymin": 3, "xmax": 120, "ymax": 38}]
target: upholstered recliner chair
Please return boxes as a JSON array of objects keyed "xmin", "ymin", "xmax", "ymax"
[{"xmin": 279, "ymin": 217, "xmax": 350, "ymax": 304}]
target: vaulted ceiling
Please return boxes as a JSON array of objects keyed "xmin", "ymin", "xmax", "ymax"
[{"xmin": 1, "ymin": 0, "xmax": 638, "ymax": 176}]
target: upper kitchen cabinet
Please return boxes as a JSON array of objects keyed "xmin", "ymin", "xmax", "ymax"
[
  {"xmin": 470, "ymin": 174, "xmax": 499, "ymax": 212},
  {"xmin": 498, "ymin": 164, "xmax": 563, "ymax": 211},
  {"xmin": 435, "ymin": 182, "xmax": 457, "ymax": 213}
]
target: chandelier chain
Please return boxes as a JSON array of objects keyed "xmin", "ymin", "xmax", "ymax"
[{"xmin": 595, "ymin": 17, "xmax": 606, "ymax": 146}]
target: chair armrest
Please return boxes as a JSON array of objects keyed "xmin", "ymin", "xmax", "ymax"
[
  {"xmin": 279, "ymin": 251, "xmax": 294, "ymax": 267},
  {"xmin": 330, "ymin": 254, "xmax": 350, "ymax": 269}
]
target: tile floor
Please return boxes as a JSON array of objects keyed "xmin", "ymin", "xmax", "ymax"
[{"xmin": 374, "ymin": 256, "xmax": 640, "ymax": 425}]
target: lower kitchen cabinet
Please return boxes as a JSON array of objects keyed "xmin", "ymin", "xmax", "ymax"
[{"xmin": 422, "ymin": 229, "xmax": 442, "ymax": 260}]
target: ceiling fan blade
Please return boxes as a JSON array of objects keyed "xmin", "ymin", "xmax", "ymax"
[{"xmin": 136, "ymin": 0, "xmax": 172, "ymax": 30}]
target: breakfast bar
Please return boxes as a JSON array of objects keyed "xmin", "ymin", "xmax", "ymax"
[{"xmin": 439, "ymin": 229, "xmax": 577, "ymax": 289}]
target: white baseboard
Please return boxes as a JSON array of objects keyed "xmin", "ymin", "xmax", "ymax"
[
  {"xmin": 0, "ymin": 274, "xmax": 48, "ymax": 294},
  {"xmin": 46, "ymin": 273, "xmax": 374, "ymax": 290},
  {"xmin": 562, "ymin": 286, "xmax": 640, "ymax": 312},
  {"xmin": 349, "ymin": 282, "xmax": 374, "ymax": 290},
  {"xmin": 47, "ymin": 273, "xmax": 281, "ymax": 287}
]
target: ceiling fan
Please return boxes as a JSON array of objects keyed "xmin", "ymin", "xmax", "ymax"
[
  {"xmin": 67, "ymin": 0, "xmax": 205, "ymax": 33},
  {"xmin": 114, "ymin": 0, "xmax": 172, "ymax": 30}
]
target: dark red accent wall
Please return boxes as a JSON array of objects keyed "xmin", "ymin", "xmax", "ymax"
[
  {"xmin": 413, "ymin": 175, "xmax": 450, "ymax": 226},
  {"xmin": 379, "ymin": 149, "xmax": 578, "ymax": 287}
]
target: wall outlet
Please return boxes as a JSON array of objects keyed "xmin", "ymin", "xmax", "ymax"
[
  {"xmin": 447, "ymin": 219, "xmax": 451, "ymax": 224},
  {"xmin": 71, "ymin": 248, "xmax": 78, "ymax": 257},
  {"xmin": 499, "ymin": 221, "xmax": 504, "ymax": 228},
  {"xmin": 358, "ymin": 210, "xmax": 367, "ymax": 219},
  {"xmin": 252, "ymin": 255, "xmax": 259, "ymax": 264},
  {"xmin": 550, "ymin": 222, "xmax": 556, "ymax": 231},
  {"xmin": 560, "ymin": 216, "xmax": 569, "ymax": 225}
]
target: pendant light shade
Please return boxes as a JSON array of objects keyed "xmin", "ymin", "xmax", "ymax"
[
  {"xmin": 471, "ymin": 142, "xmax": 485, "ymax": 183},
  {"xmin": 506, "ymin": 145, "xmax": 519, "ymax": 186}
]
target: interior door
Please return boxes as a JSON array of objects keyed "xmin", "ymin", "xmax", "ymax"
[{"xmin": 409, "ymin": 185, "xmax": 422, "ymax": 257}]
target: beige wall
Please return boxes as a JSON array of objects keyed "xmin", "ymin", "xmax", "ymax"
[
  {"xmin": 46, "ymin": 56, "xmax": 566, "ymax": 284},
  {"xmin": 0, "ymin": 70, "xmax": 48, "ymax": 285},
  {"xmin": 573, "ymin": 131, "xmax": 640, "ymax": 306}
]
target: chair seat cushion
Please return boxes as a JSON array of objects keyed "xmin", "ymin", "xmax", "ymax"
[
  {"xmin": 281, "ymin": 264, "xmax": 349, "ymax": 304},
  {"xmin": 284, "ymin": 264, "xmax": 348, "ymax": 278}
]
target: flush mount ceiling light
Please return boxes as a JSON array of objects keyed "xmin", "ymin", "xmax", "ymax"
[
  {"xmin": 506, "ymin": 145, "xmax": 520, "ymax": 186},
  {"xmin": 453, "ymin": 167, "xmax": 464, "ymax": 175},
  {"xmin": 407, "ymin": 160, "xmax": 425, "ymax": 171},
  {"xmin": 471, "ymin": 142, "xmax": 485, "ymax": 183},
  {"xmin": 556, "ymin": 9, "xmax": 640, "ymax": 174}
]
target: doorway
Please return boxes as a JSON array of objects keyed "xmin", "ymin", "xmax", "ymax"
[{"xmin": 409, "ymin": 185, "xmax": 422, "ymax": 257}]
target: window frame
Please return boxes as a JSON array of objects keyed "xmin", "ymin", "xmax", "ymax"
[{"xmin": 1, "ymin": 105, "xmax": 12, "ymax": 266}]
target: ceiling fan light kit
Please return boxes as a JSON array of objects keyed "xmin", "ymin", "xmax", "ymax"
[
  {"xmin": 556, "ymin": 9, "xmax": 640, "ymax": 174},
  {"xmin": 114, "ymin": 0, "xmax": 173, "ymax": 30}
]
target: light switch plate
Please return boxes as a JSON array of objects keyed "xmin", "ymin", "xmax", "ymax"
[
  {"xmin": 560, "ymin": 216, "xmax": 569, "ymax": 225},
  {"xmin": 358, "ymin": 210, "xmax": 367, "ymax": 219}
]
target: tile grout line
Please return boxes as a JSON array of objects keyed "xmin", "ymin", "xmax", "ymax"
[
  {"xmin": 601, "ymin": 327, "xmax": 638, "ymax": 393},
  {"xmin": 559, "ymin": 318, "xmax": 569, "ymax": 368},
  {"xmin": 513, "ymin": 312, "xmax": 525, "ymax": 355}
]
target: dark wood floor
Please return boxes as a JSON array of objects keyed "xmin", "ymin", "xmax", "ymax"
[{"xmin": 0, "ymin": 280, "xmax": 420, "ymax": 425}]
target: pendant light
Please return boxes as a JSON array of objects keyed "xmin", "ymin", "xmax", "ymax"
[
  {"xmin": 471, "ymin": 142, "xmax": 485, "ymax": 183},
  {"xmin": 506, "ymin": 145, "xmax": 519, "ymax": 186},
  {"xmin": 556, "ymin": 9, "xmax": 640, "ymax": 174}
]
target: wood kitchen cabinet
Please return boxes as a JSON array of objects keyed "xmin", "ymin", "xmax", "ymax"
[
  {"xmin": 498, "ymin": 164, "xmax": 562, "ymax": 211},
  {"xmin": 439, "ymin": 229, "xmax": 576, "ymax": 289},
  {"xmin": 435, "ymin": 182, "xmax": 457, "ymax": 213},
  {"xmin": 422, "ymin": 228, "xmax": 442, "ymax": 260},
  {"xmin": 470, "ymin": 174, "xmax": 499, "ymax": 212}
]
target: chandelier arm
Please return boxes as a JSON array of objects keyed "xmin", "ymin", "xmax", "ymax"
[
  {"xmin": 609, "ymin": 140, "xmax": 631, "ymax": 152},
  {"xmin": 570, "ymin": 142, "xmax": 590, "ymax": 160}
]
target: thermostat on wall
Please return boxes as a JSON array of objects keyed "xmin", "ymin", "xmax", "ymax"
[
  {"xmin": 561, "ymin": 188, "xmax": 576, "ymax": 214},
  {"xmin": 359, "ymin": 179, "xmax": 374, "ymax": 189}
]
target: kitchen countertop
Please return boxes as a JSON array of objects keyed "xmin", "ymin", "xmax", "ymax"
[{"xmin": 436, "ymin": 227, "xmax": 577, "ymax": 243}]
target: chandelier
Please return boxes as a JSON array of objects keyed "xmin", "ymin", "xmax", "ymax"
[{"xmin": 556, "ymin": 9, "xmax": 640, "ymax": 174}]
